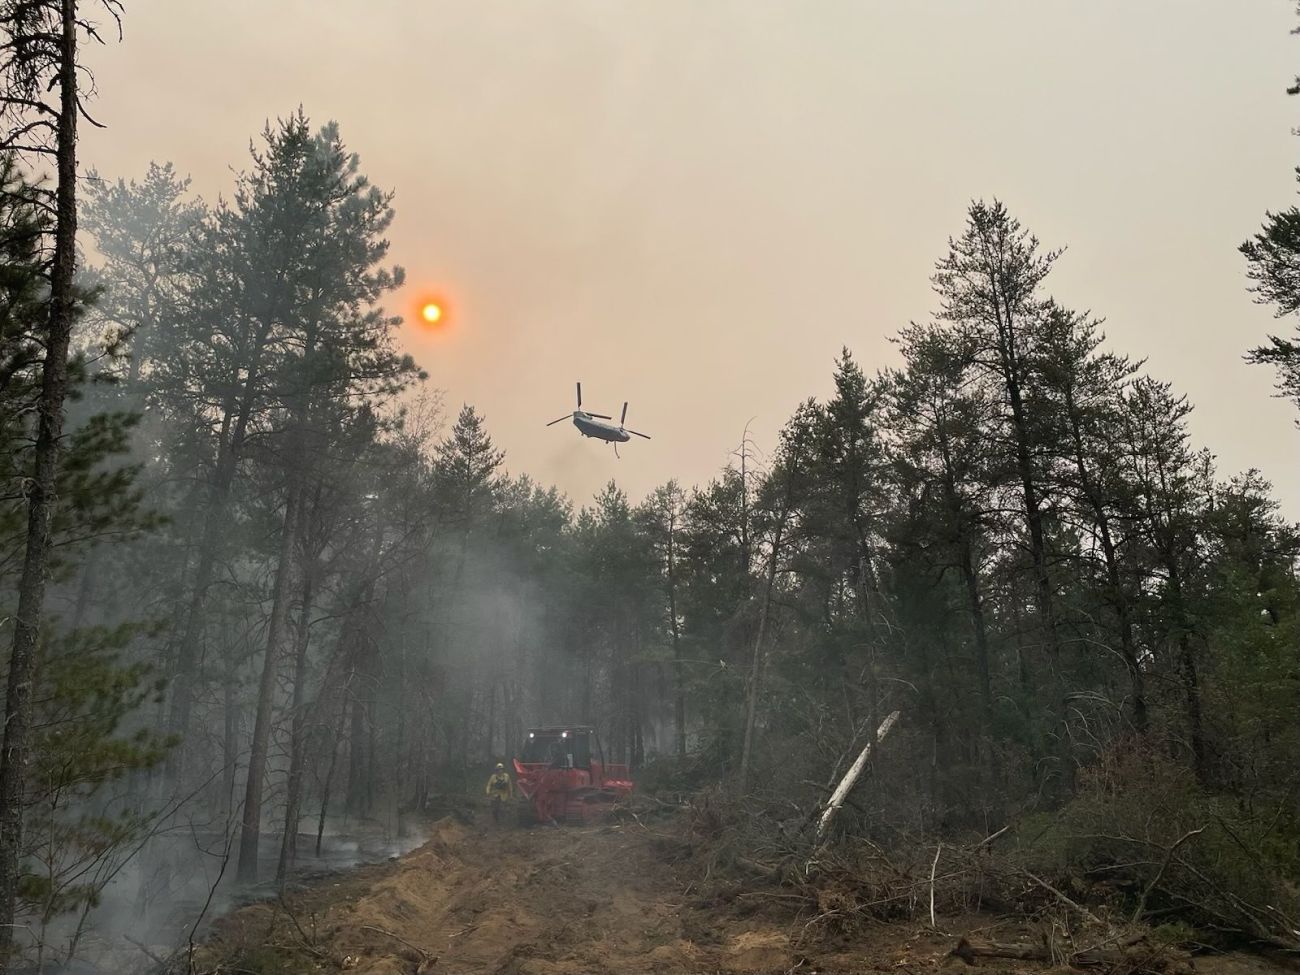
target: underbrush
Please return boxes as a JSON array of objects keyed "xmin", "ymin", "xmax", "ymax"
[
  {"xmin": 673, "ymin": 745, "xmax": 1300, "ymax": 957},
  {"xmin": 1019, "ymin": 746, "xmax": 1300, "ymax": 951}
]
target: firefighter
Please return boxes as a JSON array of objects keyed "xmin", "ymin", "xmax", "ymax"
[{"xmin": 485, "ymin": 762, "xmax": 513, "ymax": 823}]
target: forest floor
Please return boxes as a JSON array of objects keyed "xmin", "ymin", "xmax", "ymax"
[{"xmin": 195, "ymin": 813, "xmax": 1299, "ymax": 975}]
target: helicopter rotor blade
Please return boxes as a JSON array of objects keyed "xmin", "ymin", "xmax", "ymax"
[
  {"xmin": 627, "ymin": 429, "xmax": 652, "ymax": 440},
  {"xmin": 546, "ymin": 414, "xmax": 573, "ymax": 427},
  {"xmin": 587, "ymin": 412, "xmax": 613, "ymax": 420},
  {"xmin": 576, "ymin": 381, "xmax": 582, "ymax": 409},
  {"xmin": 620, "ymin": 401, "xmax": 628, "ymax": 427}
]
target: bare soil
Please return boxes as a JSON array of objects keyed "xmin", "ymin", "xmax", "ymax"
[{"xmin": 195, "ymin": 814, "xmax": 1300, "ymax": 975}]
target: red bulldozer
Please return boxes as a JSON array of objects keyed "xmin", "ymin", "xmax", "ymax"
[{"xmin": 512, "ymin": 725, "xmax": 633, "ymax": 825}]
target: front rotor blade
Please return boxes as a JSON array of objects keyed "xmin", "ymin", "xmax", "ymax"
[
  {"xmin": 546, "ymin": 414, "xmax": 573, "ymax": 426},
  {"xmin": 588, "ymin": 413, "xmax": 613, "ymax": 420},
  {"xmin": 576, "ymin": 381, "xmax": 582, "ymax": 409},
  {"xmin": 627, "ymin": 429, "xmax": 652, "ymax": 440},
  {"xmin": 620, "ymin": 401, "xmax": 628, "ymax": 427}
]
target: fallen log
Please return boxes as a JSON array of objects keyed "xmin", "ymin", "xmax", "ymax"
[
  {"xmin": 814, "ymin": 711, "xmax": 901, "ymax": 842},
  {"xmin": 948, "ymin": 937, "xmax": 1192, "ymax": 974},
  {"xmin": 734, "ymin": 855, "xmax": 783, "ymax": 882}
]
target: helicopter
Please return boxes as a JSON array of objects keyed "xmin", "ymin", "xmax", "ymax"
[{"xmin": 547, "ymin": 382, "xmax": 651, "ymax": 457}]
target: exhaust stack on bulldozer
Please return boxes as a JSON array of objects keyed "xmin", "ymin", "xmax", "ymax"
[{"xmin": 512, "ymin": 725, "xmax": 632, "ymax": 825}]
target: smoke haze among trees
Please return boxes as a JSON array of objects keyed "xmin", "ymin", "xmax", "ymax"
[{"xmin": 0, "ymin": 2, "xmax": 1297, "ymax": 973}]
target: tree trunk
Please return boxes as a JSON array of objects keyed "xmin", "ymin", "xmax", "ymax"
[
  {"xmin": 998, "ymin": 339, "xmax": 1070, "ymax": 792},
  {"xmin": 814, "ymin": 711, "xmax": 901, "ymax": 841},
  {"xmin": 276, "ymin": 557, "xmax": 316, "ymax": 887},
  {"xmin": 958, "ymin": 537, "xmax": 994, "ymax": 723},
  {"xmin": 935, "ymin": 420, "xmax": 994, "ymax": 731},
  {"xmin": 1169, "ymin": 580, "xmax": 1208, "ymax": 782},
  {"xmin": 166, "ymin": 361, "xmax": 264, "ymax": 778},
  {"xmin": 667, "ymin": 518, "xmax": 686, "ymax": 759},
  {"xmin": 347, "ymin": 687, "xmax": 365, "ymax": 817},
  {"xmin": 236, "ymin": 485, "xmax": 302, "ymax": 884},
  {"xmin": 316, "ymin": 696, "xmax": 349, "ymax": 858},
  {"xmin": 0, "ymin": 4, "xmax": 79, "ymax": 963},
  {"xmin": 738, "ymin": 521, "xmax": 784, "ymax": 791},
  {"xmin": 1062, "ymin": 385, "xmax": 1148, "ymax": 732},
  {"xmin": 221, "ymin": 653, "xmax": 238, "ymax": 817}
]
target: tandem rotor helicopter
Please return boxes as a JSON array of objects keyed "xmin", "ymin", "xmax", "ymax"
[{"xmin": 547, "ymin": 382, "xmax": 651, "ymax": 457}]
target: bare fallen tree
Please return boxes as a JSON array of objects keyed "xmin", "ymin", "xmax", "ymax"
[{"xmin": 814, "ymin": 710, "xmax": 900, "ymax": 842}]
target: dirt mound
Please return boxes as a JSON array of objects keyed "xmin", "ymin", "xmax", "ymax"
[
  {"xmin": 206, "ymin": 815, "xmax": 742, "ymax": 974},
  {"xmin": 198, "ymin": 814, "xmax": 1293, "ymax": 975}
]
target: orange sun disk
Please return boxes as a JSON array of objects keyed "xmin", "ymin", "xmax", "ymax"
[{"xmin": 412, "ymin": 293, "xmax": 451, "ymax": 332}]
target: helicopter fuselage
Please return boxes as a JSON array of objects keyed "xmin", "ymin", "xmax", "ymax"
[{"xmin": 573, "ymin": 412, "xmax": 630, "ymax": 443}]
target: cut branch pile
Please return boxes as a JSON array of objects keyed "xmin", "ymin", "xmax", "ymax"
[{"xmin": 688, "ymin": 786, "xmax": 1300, "ymax": 965}]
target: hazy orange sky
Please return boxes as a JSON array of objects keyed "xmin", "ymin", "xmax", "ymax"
[{"xmin": 83, "ymin": 1, "xmax": 1300, "ymax": 516}]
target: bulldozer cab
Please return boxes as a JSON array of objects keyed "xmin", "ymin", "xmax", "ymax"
[
  {"xmin": 521, "ymin": 726, "xmax": 598, "ymax": 770},
  {"xmin": 513, "ymin": 725, "xmax": 633, "ymax": 826}
]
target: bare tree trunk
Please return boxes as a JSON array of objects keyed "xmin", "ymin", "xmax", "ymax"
[
  {"xmin": 365, "ymin": 692, "xmax": 377, "ymax": 817},
  {"xmin": 221, "ymin": 654, "xmax": 238, "ymax": 817},
  {"xmin": 316, "ymin": 702, "xmax": 347, "ymax": 858},
  {"xmin": 346, "ymin": 683, "xmax": 366, "ymax": 817},
  {"xmin": 486, "ymin": 680, "xmax": 496, "ymax": 762},
  {"xmin": 1178, "ymin": 633, "xmax": 1207, "ymax": 779},
  {"xmin": 236, "ymin": 486, "xmax": 302, "ymax": 884},
  {"xmin": 738, "ymin": 521, "xmax": 785, "ymax": 792},
  {"xmin": 276, "ymin": 558, "xmax": 315, "ymax": 886},
  {"xmin": 1166, "ymin": 565, "xmax": 1208, "ymax": 782},
  {"xmin": 69, "ymin": 546, "xmax": 100, "ymax": 630},
  {"xmin": 630, "ymin": 628, "xmax": 645, "ymax": 769},
  {"xmin": 814, "ymin": 711, "xmax": 901, "ymax": 842},
  {"xmin": 667, "ymin": 517, "xmax": 686, "ymax": 759},
  {"xmin": 0, "ymin": 4, "xmax": 79, "ymax": 961}
]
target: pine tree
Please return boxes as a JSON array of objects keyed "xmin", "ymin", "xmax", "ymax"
[
  {"xmin": 81, "ymin": 162, "xmax": 204, "ymax": 387},
  {"xmin": 233, "ymin": 114, "xmax": 418, "ymax": 884},
  {"xmin": 932, "ymin": 200, "xmax": 1072, "ymax": 792},
  {"xmin": 1240, "ymin": 171, "xmax": 1300, "ymax": 423},
  {"xmin": 1035, "ymin": 306, "xmax": 1148, "ymax": 731},
  {"xmin": 434, "ymin": 405, "xmax": 505, "ymax": 533},
  {"xmin": 890, "ymin": 323, "xmax": 999, "ymax": 746},
  {"xmin": 0, "ymin": 3, "xmax": 124, "ymax": 955}
]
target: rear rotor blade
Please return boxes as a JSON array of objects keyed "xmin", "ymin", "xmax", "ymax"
[
  {"xmin": 627, "ymin": 429, "xmax": 652, "ymax": 440},
  {"xmin": 620, "ymin": 401, "xmax": 628, "ymax": 427},
  {"xmin": 588, "ymin": 413, "xmax": 613, "ymax": 420},
  {"xmin": 546, "ymin": 414, "xmax": 573, "ymax": 427},
  {"xmin": 576, "ymin": 381, "xmax": 582, "ymax": 409}
]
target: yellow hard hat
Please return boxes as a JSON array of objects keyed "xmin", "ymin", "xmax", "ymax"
[{"xmin": 496, "ymin": 762, "xmax": 505, "ymax": 770}]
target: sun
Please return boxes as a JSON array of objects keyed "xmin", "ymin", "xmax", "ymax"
[{"xmin": 421, "ymin": 302, "xmax": 442, "ymax": 324}]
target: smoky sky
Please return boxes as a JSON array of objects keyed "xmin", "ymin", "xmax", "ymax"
[{"xmin": 84, "ymin": 1, "xmax": 1300, "ymax": 516}]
